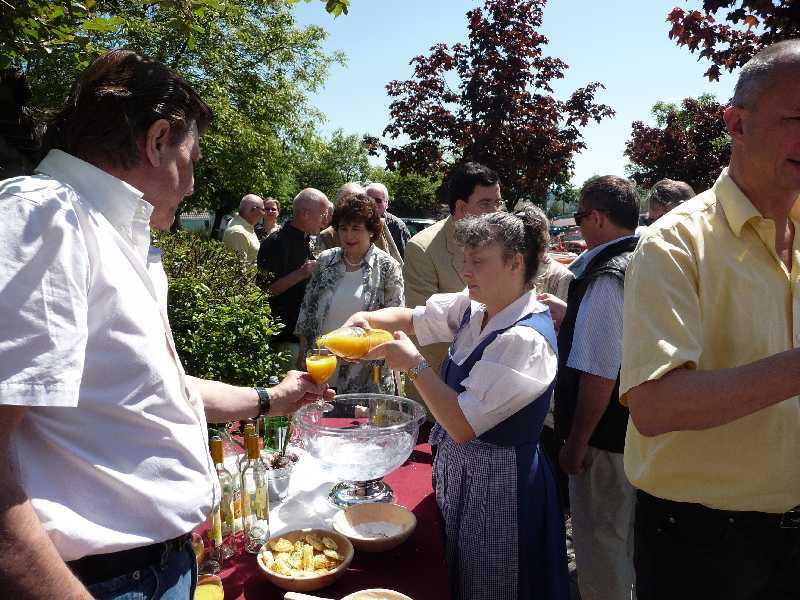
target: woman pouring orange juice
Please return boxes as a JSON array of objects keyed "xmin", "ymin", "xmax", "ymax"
[{"xmin": 343, "ymin": 207, "xmax": 569, "ymax": 600}]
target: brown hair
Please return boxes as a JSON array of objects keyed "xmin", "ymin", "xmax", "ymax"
[
  {"xmin": 455, "ymin": 204, "xmax": 550, "ymax": 284},
  {"xmin": 332, "ymin": 193, "xmax": 381, "ymax": 242},
  {"xmin": 44, "ymin": 49, "xmax": 212, "ymax": 169},
  {"xmin": 579, "ymin": 176, "xmax": 640, "ymax": 230},
  {"xmin": 647, "ymin": 178, "xmax": 695, "ymax": 210}
]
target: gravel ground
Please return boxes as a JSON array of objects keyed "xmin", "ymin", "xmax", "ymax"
[{"xmin": 566, "ymin": 516, "xmax": 580, "ymax": 600}]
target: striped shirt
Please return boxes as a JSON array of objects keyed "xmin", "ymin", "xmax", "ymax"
[{"xmin": 565, "ymin": 235, "xmax": 635, "ymax": 381}]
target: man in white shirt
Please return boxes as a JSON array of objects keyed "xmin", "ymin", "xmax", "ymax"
[
  {"xmin": 0, "ymin": 49, "xmax": 332, "ymax": 600},
  {"xmin": 222, "ymin": 193, "xmax": 266, "ymax": 263}
]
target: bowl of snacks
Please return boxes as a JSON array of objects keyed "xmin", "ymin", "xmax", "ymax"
[
  {"xmin": 257, "ymin": 528, "xmax": 354, "ymax": 592},
  {"xmin": 332, "ymin": 503, "xmax": 416, "ymax": 553}
]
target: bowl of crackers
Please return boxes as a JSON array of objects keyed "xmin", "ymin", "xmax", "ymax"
[{"xmin": 257, "ymin": 528, "xmax": 354, "ymax": 593}]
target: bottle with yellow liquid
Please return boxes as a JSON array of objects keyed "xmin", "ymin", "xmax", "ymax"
[
  {"xmin": 317, "ymin": 326, "xmax": 395, "ymax": 360},
  {"xmin": 209, "ymin": 436, "xmax": 236, "ymax": 559},
  {"xmin": 240, "ymin": 432, "xmax": 270, "ymax": 554}
]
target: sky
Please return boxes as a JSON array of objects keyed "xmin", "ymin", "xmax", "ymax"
[{"xmin": 294, "ymin": 0, "xmax": 737, "ymax": 187}]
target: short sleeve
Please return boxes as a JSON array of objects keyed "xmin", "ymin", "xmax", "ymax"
[
  {"xmin": 0, "ymin": 191, "xmax": 89, "ymax": 407},
  {"xmin": 567, "ymin": 274, "xmax": 624, "ymax": 380},
  {"xmin": 458, "ymin": 326, "xmax": 557, "ymax": 436},
  {"xmin": 412, "ymin": 290, "xmax": 472, "ymax": 346},
  {"xmin": 620, "ymin": 233, "xmax": 701, "ymax": 404}
]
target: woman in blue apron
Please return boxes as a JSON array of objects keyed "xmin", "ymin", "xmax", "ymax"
[{"xmin": 345, "ymin": 208, "xmax": 569, "ymax": 600}]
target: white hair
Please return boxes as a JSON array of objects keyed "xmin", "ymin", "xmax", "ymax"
[
  {"xmin": 239, "ymin": 194, "xmax": 263, "ymax": 215},
  {"xmin": 334, "ymin": 182, "xmax": 365, "ymax": 204},
  {"xmin": 366, "ymin": 182, "xmax": 389, "ymax": 202}
]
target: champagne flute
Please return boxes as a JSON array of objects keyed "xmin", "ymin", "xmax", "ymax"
[{"xmin": 305, "ymin": 348, "xmax": 337, "ymax": 411}]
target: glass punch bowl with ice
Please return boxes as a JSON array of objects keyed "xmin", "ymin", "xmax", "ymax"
[{"xmin": 293, "ymin": 394, "xmax": 426, "ymax": 507}]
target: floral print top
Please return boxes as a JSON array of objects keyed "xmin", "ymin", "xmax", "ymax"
[{"xmin": 295, "ymin": 245, "xmax": 404, "ymax": 394}]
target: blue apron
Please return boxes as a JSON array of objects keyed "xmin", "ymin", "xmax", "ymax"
[{"xmin": 432, "ymin": 306, "xmax": 569, "ymax": 600}]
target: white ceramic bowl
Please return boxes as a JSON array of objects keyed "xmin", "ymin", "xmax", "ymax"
[
  {"xmin": 342, "ymin": 589, "xmax": 414, "ymax": 600},
  {"xmin": 332, "ymin": 503, "xmax": 416, "ymax": 553}
]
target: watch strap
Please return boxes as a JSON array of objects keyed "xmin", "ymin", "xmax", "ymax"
[
  {"xmin": 407, "ymin": 357, "xmax": 429, "ymax": 381},
  {"xmin": 255, "ymin": 387, "xmax": 270, "ymax": 418}
]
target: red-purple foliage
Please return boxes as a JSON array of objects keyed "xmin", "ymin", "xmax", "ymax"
[
  {"xmin": 667, "ymin": 1, "xmax": 800, "ymax": 81},
  {"xmin": 625, "ymin": 96, "xmax": 731, "ymax": 191},
  {"xmin": 374, "ymin": 0, "xmax": 615, "ymax": 205}
]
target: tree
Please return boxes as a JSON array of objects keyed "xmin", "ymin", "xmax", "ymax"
[
  {"xmin": 625, "ymin": 94, "xmax": 730, "ymax": 192},
  {"xmin": 15, "ymin": 0, "xmax": 346, "ymax": 231},
  {"xmin": 1, "ymin": 0, "xmax": 350, "ymax": 69},
  {"xmin": 375, "ymin": 0, "xmax": 614, "ymax": 207},
  {"xmin": 366, "ymin": 168, "xmax": 443, "ymax": 218},
  {"xmin": 667, "ymin": 1, "xmax": 800, "ymax": 81},
  {"xmin": 292, "ymin": 129, "xmax": 373, "ymax": 201}
]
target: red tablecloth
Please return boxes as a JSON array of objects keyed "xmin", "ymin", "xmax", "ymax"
[{"xmin": 218, "ymin": 442, "xmax": 449, "ymax": 600}]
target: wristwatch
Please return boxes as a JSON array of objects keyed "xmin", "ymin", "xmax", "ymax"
[
  {"xmin": 406, "ymin": 356, "xmax": 429, "ymax": 382},
  {"xmin": 255, "ymin": 387, "xmax": 271, "ymax": 418}
]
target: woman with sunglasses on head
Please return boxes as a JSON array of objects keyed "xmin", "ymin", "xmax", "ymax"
[{"xmin": 345, "ymin": 206, "xmax": 569, "ymax": 600}]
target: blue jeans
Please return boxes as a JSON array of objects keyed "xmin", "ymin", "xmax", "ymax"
[{"xmin": 85, "ymin": 540, "xmax": 197, "ymax": 600}]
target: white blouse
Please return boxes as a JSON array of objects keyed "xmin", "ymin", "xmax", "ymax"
[{"xmin": 412, "ymin": 288, "xmax": 557, "ymax": 436}]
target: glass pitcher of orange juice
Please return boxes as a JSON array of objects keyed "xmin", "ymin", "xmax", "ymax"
[{"xmin": 317, "ymin": 327, "xmax": 395, "ymax": 360}]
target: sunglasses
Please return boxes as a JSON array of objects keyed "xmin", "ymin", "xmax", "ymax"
[{"xmin": 573, "ymin": 208, "xmax": 608, "ymax": 225}]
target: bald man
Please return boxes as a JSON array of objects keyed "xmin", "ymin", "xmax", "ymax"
[
  {"xmin": 222, "ymin": 193, "xmax": 265, "ymax": 263},
  {"xmin": 257, "ymin": 188, "xmax": 329, "ymax": 365}
]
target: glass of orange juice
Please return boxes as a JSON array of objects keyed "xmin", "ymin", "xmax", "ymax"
[{"xmin": 306, "ymin": 348, "xmax": 338, "ymax": 385}]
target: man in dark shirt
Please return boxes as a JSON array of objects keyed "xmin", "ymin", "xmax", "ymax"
[
  {"xmin": 257, "ymin": 187, "xmax": 329, "ymax": 366},
  {"xmin": 366, "ymin": 182, "xmax": 410, "ymax": 258}
]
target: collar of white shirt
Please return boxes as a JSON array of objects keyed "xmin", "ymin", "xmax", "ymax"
[
  {"xmin": 569, "ymin": 234, "xmax": 638, "ymax": 278},
  {"xmin": 36, "ymin": 150, "xmax": 153, "ymax": 264},
  {"xmin": 465, "ymin": 287, "xmax": 548, "ymax": 341}
]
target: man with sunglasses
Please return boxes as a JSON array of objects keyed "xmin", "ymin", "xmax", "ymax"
[
  {"xmin": 552, "ymin": 175, "xmax": 640, "ymax": 600},
  {"xmin": 222, "ymin": 193, "xmax": 266, "ymax": 263}
]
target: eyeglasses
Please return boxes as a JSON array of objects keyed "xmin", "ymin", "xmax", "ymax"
[{"xmin": 573, "ymin": 208, "xmax": 608, "ymax": 225}]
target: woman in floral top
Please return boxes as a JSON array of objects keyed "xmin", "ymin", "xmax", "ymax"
[{"xmin": 295, "ymin": 193, "xmax": 404, "ymax": 393}]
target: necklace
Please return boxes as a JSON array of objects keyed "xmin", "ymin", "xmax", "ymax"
[{"xmin": 343, "ymin": 255, "xmax": 362, "ymax": 268}]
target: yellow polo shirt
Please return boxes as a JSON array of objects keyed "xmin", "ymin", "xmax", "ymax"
[{"xmin": 621, "ymin": 168, "xmax": 800, "ymax": 513}]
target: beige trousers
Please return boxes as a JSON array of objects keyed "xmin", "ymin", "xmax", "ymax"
[{"xmin": 569, "ymin": 447, "xmax": 636, "ymax": 600}]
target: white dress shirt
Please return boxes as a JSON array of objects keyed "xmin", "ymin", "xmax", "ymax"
[
  {"xmin": 412, "ymin": 289, "xmax": 557, "ymax": 436},
  {"xmin": 0, "ymin": 150, "xmax": 218, "ymax": 561}
]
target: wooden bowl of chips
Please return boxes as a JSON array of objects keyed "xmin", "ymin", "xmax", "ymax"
[
  {"xmin": 332, "ymin": 503, "xmax": 416, "ymax": 553},
  {"xmin": 257, "ymin": 528, "xmax": 354, "ymax": 593}
]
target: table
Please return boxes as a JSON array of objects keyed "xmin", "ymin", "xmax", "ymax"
[{"xmin": 217, "ymin": 441, "xmax": 450, "ymax": 600}]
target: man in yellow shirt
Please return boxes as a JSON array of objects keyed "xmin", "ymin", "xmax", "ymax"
[
  {"xmin": 621, "ymin": 41, "xmax": 800, "ymax": 599},
  {"xmin": 222, "ymin": 194, "xmax": 265, "ymax": 263}
]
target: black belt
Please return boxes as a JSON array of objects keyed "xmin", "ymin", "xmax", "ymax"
[
  {"xmin": 67, "ymin": 533, "xmax": 191, "ymax": 587},
  {"xmin": 637, "ymin": 490, "xmax": 800, "ymax": 530}
]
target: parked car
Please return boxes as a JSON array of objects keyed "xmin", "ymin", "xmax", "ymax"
[
  {"xmin": 552, "ymin": 225, "xmax": 586, "ymax": 254},
  {"xmin": 401, "ymin": 217, "xmax": 436, "ymax": 237}
]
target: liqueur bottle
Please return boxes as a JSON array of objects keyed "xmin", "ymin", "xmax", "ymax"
[
  {"xmin": 316, "ymin": 326, "xmax": 394, "ymax": 360},
  {"xmin": 209, "ymin": 436, "xmax": 237, "ymax": 559},
  {"xmin": 240, "ymin": 432, "xmax": 270, "ymax": 554}
]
